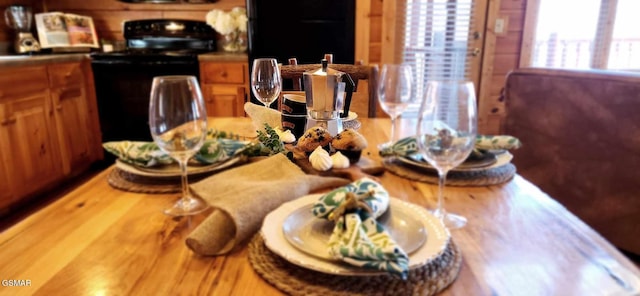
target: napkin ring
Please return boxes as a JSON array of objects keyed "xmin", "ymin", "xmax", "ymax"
[{"xmin": 328, "ymin": 190, "xmax": 374, "ymax": 222}]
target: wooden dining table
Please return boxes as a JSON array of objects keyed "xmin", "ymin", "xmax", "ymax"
[{"xmin": 1, "ymin": 117, "xmax": 639, "ymax": 296}]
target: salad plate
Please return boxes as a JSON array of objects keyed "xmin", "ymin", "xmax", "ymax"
[
  {"xmin": 282, "ymin": 198, "xmax": 427, "ymax": 260},
  {"xmin": 261, "ymin": 194, "xmax": 450, "ymax": 276}
]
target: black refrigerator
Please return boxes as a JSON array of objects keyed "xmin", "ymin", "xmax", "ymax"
[{"xmin": 246, "ymin": 0, "xmax": 356, "ymax": 104}]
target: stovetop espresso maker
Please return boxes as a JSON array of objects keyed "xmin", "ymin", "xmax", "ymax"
[{"xmin": 303, "ymin": 59, "xmax": 354, "ymax": 136}]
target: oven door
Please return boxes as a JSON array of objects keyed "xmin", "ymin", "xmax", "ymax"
[{"xmin": 92, "ymin": 59, "xmax": 199, "ymax": 144}]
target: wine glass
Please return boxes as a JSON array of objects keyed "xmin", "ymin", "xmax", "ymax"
[
  {"xmin": 416, "ymin": 80, "xmax": 477, "ymax": 229},
  {"xmin": 377, "ymin": 64, "xmax": 413, "ymax": 149},
  {"xmin": 149, "ymin": 75, "xmax": 209, "ymax": 216},
  {"xmin": 251, "ymin": 58, "xmax": 282, "ymax": 108}
]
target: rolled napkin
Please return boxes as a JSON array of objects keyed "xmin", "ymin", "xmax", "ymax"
[
  {"xmin": 186, "ymin": 153, "xmax": 350, "ymax": 255},
  {"xmin": 312, "ymin": 177, "xmax": 409, "ymax": 279},
  {"xmin": 379, "ymin": 135, "xmax": 522, "ymax": 157},
  {"xmin": 474, "ymin": 135, "xmax": 522, "ymax": 150},
  {"xmin": 103, "ymin": 138, "xmax": 247, "ymax": 167},
  {"xmin": 244, "ymin": 101, "xmax": 282, "ymax": 133}
]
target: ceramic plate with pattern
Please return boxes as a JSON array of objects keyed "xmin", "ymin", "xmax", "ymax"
[
  {"xmin": 261, "ymin": 194, "xmax": 450, "ymax": 276},
  {"xmin": 282, "ymin": 198, "xmax": 426, "ymax": 260}
]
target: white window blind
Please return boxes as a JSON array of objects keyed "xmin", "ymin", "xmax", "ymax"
[
  {"xmin": 400, "ymin": 0, "xmax": 477, "ymax": 114},
  {"xmin": 531, "ymin": 0, "xmax": 640, "ymax": 70}
]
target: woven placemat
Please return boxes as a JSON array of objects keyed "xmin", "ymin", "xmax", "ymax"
[
  {"xmin": 248, "ymin": 234, "xmax": 462, "ymax": 296},
  {"xmin": 107, "ymin": 167, "xmax": 220, "ymax": 194},
  {"xmin": 383, "ymin": 156, "xmax": 516, "ymax": 186},
  {"xmin": 107, "ymin": 167, "xmax": 181, "ymax": 193}
]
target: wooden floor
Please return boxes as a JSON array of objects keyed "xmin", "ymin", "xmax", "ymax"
[{"xmin": 0, "ymin": 163, "xmax": 108, "ymax": 232}]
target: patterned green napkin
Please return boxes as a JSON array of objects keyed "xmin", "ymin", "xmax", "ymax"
[
  {"xmin": 379, "ymin": 135, "xmax": 522, "ymax": 157},
  {"xmin": 103, "ymin": 138, "xmax": 248, "ymax": 167},
  {"xmin": 312, "ymin": 177, "xmax": 409, "ymax": 279}
]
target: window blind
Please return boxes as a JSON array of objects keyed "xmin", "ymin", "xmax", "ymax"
[{"xmin": 399, "ymin": 0, "xmax": 477, "ymax": 114}]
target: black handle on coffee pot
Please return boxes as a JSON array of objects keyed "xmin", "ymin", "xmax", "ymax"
[{"xmin": 341, "ymin": 73, "xmax": 355, "ymax": 118}]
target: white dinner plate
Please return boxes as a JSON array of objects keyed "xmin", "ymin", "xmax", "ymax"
[
  {"xmin": 282, "ymin": 199, "xmax": 427, "ymax": 260},
  {"xmin": 398, "ymin": 151, "xmax": 513, "ymax": 173},
  {"xmin": 115, "ymin": 156, "xmax": 244, "ymax": 178},
  {"xmin": 261, "ymin": 194, "xmax": 450, "ymax": 276}
]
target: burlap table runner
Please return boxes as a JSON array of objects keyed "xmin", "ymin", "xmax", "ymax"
[{"xmin": 186, "ymin": 153, "xmax": 350, "ymax": 255}]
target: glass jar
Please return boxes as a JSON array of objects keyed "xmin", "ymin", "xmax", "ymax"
[{"xmin": 221, "ymin": 30, "xmax": 247, "ymax": 53}]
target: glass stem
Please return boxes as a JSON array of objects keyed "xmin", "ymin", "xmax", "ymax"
[
  {"xmin": 389, "ymin": 116, "xmax": 397, "ymax": 143},
  {"xmin": 436, "ymin": 169, "xmax": 448, "ymax": 222},
  {"xmin": 178, "ymin": 159, "xmax": 191, "ymax": 205}
]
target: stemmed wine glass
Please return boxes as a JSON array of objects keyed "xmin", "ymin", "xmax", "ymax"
[
  {"xmin": 377, "ymin": 64, "xmax": 413, "ymax": 148},
  {"xmin": 251, "ymin": 58, "xmax": 282, "ymax": 108},
  {"xmin": 416, "ymin": 80, "xmax": 477, "ymax": 229},
  {"xmin": 149, "ymin": 75, "xmax": 209, "ymax": 216}
]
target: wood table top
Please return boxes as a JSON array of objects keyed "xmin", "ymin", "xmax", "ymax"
[{"xmin": 1, "ymin": 117, "xmax": 639, "ymax": 295}]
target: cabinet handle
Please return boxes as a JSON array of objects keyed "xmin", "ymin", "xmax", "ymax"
[
  {"xmin": 220, "ymin": 71, "xmax": 228, "ymax": 78},
  {"xmin": 56, "ymin": 104, "xmax": 63, "ymax": 111},
  {"xmin": 1, "ymin": 117, "xmax": 16, "ymax": 126}
]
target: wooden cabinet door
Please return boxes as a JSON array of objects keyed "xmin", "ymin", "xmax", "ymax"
[
  {"xmin": 202, "ymin": 84, "xmax": 247, "ymax": 117},
  {"xmin": 51, "ymin": 84, "xmax": 94, "ymax": 174},
  {"xmin": 0, "ymin": 92, "xmax": 63, "ymax": 198},
  {"xmin": 0, "ymin": 136, "xmax": 14, "ymax": 209}
]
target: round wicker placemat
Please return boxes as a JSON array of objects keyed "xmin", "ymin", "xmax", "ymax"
[
  {"xmin": 248, "ymin": 234, "xmax": 462, "ymax": 296},
  {"xmin": 383, "ymin": 156, "xmax": 516, "ymax": 186},
  {"xmin": 107, "ymin": 167, "xmax": 182, "ymax": 193}
]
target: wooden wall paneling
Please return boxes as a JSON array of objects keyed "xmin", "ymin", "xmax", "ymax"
[
  {"xmin": 477, "ymin": 0, "xmax": 500, "ymax": 134},
  {"xmin": 493, "ymin": 54, "xmax": 519, "ymax": 76},
  {"xmin": 380, "ymin": 0, "xmax": 398, "ymax": 64},
  {"xmin": 499, "ymin": 0, "xmax": 526, "ymax": 10},
  {"xmin": 495, "ymin": 31, "xmax": 523, "ymax": 54},
  {"xmin": 66, "ymin": 10, "xmax": 163, "ymax": 40},
  {"xmin": 43, "ymin": 0, "xmax": 245, "ymax": 40},
  {"xmin": 162, "ymin": 10, "xmax": 209, "ymax": 20},
  {"xmin": 355, "ymin": 0, "xmax": 371, "ymax": 64},
  {"xmin": 485, "ymin": 0, "xmax": 528, "ymax": 133},
  {"xmin": 518, "ymin": 0, "xmax": 538, "ymax": 67},
  {"xmin": 368, "ymin": 0, "xmax": 383, "ymax": 63}
]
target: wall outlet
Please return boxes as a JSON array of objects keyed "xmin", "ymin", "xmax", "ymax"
[{"xmin": 495, "ymin": 18, "xmax": 506, "ymax": 34}]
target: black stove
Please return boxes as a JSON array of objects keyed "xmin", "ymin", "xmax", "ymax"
[
  {"xmin": 91, "ymin": 19, "xmax": 216, "ymax": 63},
  {"xmin": 91, "ymin": 19, "xmax": 217, "ymax": 159}
]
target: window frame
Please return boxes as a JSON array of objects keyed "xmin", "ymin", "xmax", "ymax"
[{"xmin": 520, "ymin": 0, "xmax": 619, "ymax": 69}]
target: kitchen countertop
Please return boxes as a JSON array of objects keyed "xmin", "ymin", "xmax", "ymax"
[
  {"xmin": 0, "ymin": 53, "xmax": 89, "ymax": 66},
  {"xmin": 0, "ymin": 51, "xmax": 248, "ymax": 67},
  {"xmin": 198, "ymin": 51, "xmax": 248, "ymax": 63}
]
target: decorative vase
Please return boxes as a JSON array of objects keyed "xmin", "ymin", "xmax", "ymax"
[{"xmin": 221, "ymin": 30, "xmax": 247, "ymax": 53}]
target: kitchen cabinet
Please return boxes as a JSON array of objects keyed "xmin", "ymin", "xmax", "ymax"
[
  {"xmin": 0, "ymin": 59, "xmax": 102, "ymax": 211},
  {"xmin": 48, "ymin": 62, "xmax": 102, "ymax": 175},
  {"xmin": 200, "ymin": 61, "xmax": 248, "ymax": 117},
  {"xmin": 0, "ymin": 66, "xmax": 62, "ymax": 202}
]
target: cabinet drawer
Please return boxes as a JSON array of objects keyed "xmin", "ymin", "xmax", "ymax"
[
  {"xmin": 48, "ymin": 62, "xmax": 84, "ymax": 88},
  {"xmin": 201, "ymin": 62, "xmax": 246, "ymax": 84},
  {"xmin": 0, "ymin": 66, "xmax": 49, "ymax": 100}
]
